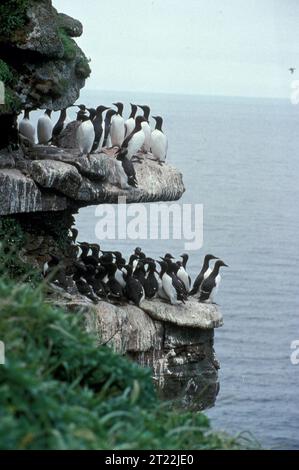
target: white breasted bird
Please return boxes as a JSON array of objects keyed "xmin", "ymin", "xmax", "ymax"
[
  {"xmin": 199, "ymin": 260, "xmax": 229, "ymax": 304},
  {"xmin": 19, "ymin": 109, "xmax": 35, "ymax": 144},
  {"xmin": 151, "ymin": 116, "xmax": 168, "ymax": 163},
  {"xmin": 110, "ymin": 102, "xmax": 125, "ymax": 147},
  {"xmin": 37, "ymin": 109, "xmax": 53, "ymax": 145},
  {"xmin": 125, "ymin": 103, "xmax": 137, "ymax": 138},
  {"xmin": 91, "ymin": 105, "xmax": 110, "ymax": 152},
  {"xmin": 76, "ymin": 109, "xmax": 95, "ymax": 157},
  {"xmin": 137, "ymin": 104, "xmax": 151, "ymax": 153},
  {"xmin": 117, "ymin": 115, "xmax": 145, "ymax": 161},
  {"xmin": 189, "ymin": 254, "xmax": 219, "ymax": 297}
]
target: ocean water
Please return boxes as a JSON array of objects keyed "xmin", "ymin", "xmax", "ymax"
[{"xmin": 74, "ymin": 90, "xmax": 299, "ymax": 449}]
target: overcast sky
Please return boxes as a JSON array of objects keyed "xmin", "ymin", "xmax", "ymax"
[{"xmin": 53, "ymin": 0, "xmax": 299, "ymax": 98}]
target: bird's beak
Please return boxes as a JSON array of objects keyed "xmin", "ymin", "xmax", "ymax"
[{"xmin": 223, "ymin": 262, "xmax": 229, "ymax": 267}]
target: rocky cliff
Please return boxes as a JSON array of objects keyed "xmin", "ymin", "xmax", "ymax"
[
  {"xmin": 0, "ymin": 0, "xmax": 90, "ymax": 114},
  {"xmin": 0, "ymin": 147, "xmax": 185, "ymax": 215},
  {"xmin": 0, "ymin": 0, "xmax": 222, "ymax": 412},
  {"xmin": 52, "ymin": 291, "xmax": 223, "ymax": 410}
]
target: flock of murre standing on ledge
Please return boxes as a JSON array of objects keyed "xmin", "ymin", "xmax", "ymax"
[
  {"xmin": 18, "ymin": 102, "xmax": 168, "ymax": 188},
  {"xmin": 44, "ymin": 228, "xmax": 228, "ymax": 307}
]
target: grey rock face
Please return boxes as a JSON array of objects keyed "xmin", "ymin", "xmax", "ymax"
[
  {"xmin": 30, "ymin": 160, "xmax": 83, "ymax": 198},
  {"xmin": 0, "ymin": 0, "xmax": 90, "ymax": 114},
  {"xmin": 57, "ymin": 13, "xmax": 83, "ymax": 38},
  {"xmin": 19, "ymin": 0, "xmax": 64, "ymax": 57},
  {"xmin": 0, "ymin": 147, "xmax": 185, "ymax": 215},
  {"xmin": 55, "ymin": 292, "xmax": 222, "ymax": 410},
  {"xmin": 142, "ymin": 298, "xmax": 223, "ymax": 329}
]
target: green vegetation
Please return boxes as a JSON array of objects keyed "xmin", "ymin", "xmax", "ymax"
[
  {"xmin": 0, "ymin": 219, "xmax": 251, "ymax": 450},
  {"xmin": 0, "ymin": 60, "xmax": 21, "ymax": 113},
  {"xmin": 0, "ymin": 60, "xmax": 14, "ymax": 85},
  {"xmin": 58, "ymin": 28, "xmax": 77, "ymax": 61},
  {"xmin": 0, "ymin": 0, "xmax": 29, "ymax": 38},
  {"xmin": 58, "ymin": 27, "xmax": 91, "ymax": 79}
]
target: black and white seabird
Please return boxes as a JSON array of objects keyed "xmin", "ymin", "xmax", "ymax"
[
  {"xmin": 144, "ymin": 259, "xmax": 160, "ymax": 299},
  {"xmin": 189, "ymin": 254, "xmax": 218, "ymax": 297},
  {"xmin": 157, "ymin": 260, "xmax": 186, "ymax": 305},
  {"xmin": 103, "ymin": 109, "xmax": 117, "ymax": 148},
  {"xmin": 137, "ymin": 105, "xmax": 151, "ymax": 153},
  {"xmin": 76, "ymin": 110, "xmax": 95, "ymax": 157},
  {"xmin": 199, "ymin": 260, "xmax": 228, "ymax": 304},
  {"xmin": 124, "ymin": 265, "xmax": 145, "ymax": 307},
  {"xmin": 177, "ymin": 253, "xmax": 191, "ymax": 293},
  {"xmin": 289, "ymin": 67, "xmax": 296, "ymax": 74},
  {"xmin": 37, "ymin": 109, "xmax": 53, "ymax": 145},
  {"xmin": 110, "ymin": 102, "xmax": 125, "ymax": 147},
  {"xmin": 117, "ymin": 115, "xmax": 146, "ymax": 161},
  {"xmin": 91, "ymin": 105, "xmax": 110, "ymax": 152},
  {"xmin": 151, "ymin": 116, "xmax": 168, "ymax": 163},
  {"xmin": 73, "ymin": 272, "xmax": 99, "ymax": 303},
  {"xmin": 125, "ymin": 104, "xmax": 137, "ymax": 138},
  {"xmin": 19, "ymin": 109, "xmax": 35, "ymax": 144},
  {"xmin": 52, "ymin": 108, "xmax": 69, "ymax": 143},
  {"xmin": 105, "ymin": 263, "xmax": 124, "ymax": 300}
]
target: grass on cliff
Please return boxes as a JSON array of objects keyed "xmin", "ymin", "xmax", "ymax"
[
  {"xmin": 0, "ymin": 0, "xmax": 29, "ymax": 38},
  {"xmin": 0, "ymin": 219, "xmax": 251, "ymax": 450}
]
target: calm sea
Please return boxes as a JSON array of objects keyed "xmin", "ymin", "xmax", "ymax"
[{"xmin": 72, "ymin": 90, "xmax": 299, "ymax": 449}]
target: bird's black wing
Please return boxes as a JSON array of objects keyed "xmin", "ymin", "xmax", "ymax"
[
  {"xmin": 189, "ymin": 272, "xmax": 204, "ymax": 295},
  {"xmin": 199, "ymin": 277, "xmax": 216, "ymax": 302},
  {"xmin": 171, "ymin": 275, "xmax": 187, "ymax": 302}
]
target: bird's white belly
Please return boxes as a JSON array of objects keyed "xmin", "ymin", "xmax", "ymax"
[
  {"xmin": 204, "ymin": 267, "xmax": 212, "ymax": 279},
  {"xmin": 215, "ymin": 274, "xmax": 221, "ymax": 294},
  {"xmin": 77, "ymin": 121, "xmax": 95, "ymax": 155},
  {"xmin": 19, "ymin": 119, "xmax": 35, "ymax": 144},
  {"xmin": 115, "ymin": 269, "xmax": 126, "ymax": 288},
  {"xmin": 125, "ymin": 118, "xmax": 135, "ymax": 138},
  {"xmin": 177, "ymin": 267, "xmax": 190, "ymax": 292},
  {"xmin": 141, "ymin": 122, "xmax": 151, "ymax": 152},
  {"xmin": 151, "ymin": 130, "xmax": 168, "ymax": 161},
  {"xmin": 162, "ymin": 273, "xmax": 178, "ymax": 304},
  {"xmin": 37, "ymin": 116, "xmax": 53, "ymax": 144},
  {"xmin": 127, "ymin": 130, "xmax": 145, "ymax": 159},
  {"xmin": 110, "ymin": 115, "xmax": 125, "ymax": 147}
]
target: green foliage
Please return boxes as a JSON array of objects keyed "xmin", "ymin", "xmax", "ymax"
[
  {"xmin": 0, "ymin": 222, "xmax": 251, "ymax": 450},
  {"xmin": 58, "ymin": 28, "xmax": 77, "ymax": 61},
  {"xmin": 0, "ymin": 60, "xmax": 21, "ymax": 113},
  {"xmin": 0, "ymin": 60, "xmax": 14, "ymax": 85},
  {"xmin": 0, "ymin": 0, "xmax": 29, "ymax": 38},
  {"xmin": 0, "ymin": 270, "xmax": 245, "ymax": 450}
]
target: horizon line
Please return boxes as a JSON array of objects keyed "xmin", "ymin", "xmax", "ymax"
[{"xmin": 80, "ymin": 87, "xmax": 290, "ymax": 101}]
